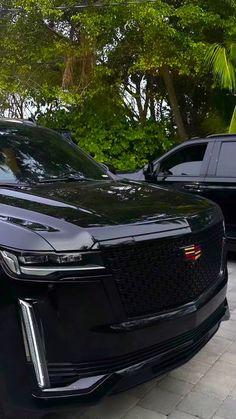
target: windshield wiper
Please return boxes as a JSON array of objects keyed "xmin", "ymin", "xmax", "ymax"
[
  {"xmin": 37, "ymin": 174, "xmax": 94, "ymax": 184},
  {"xmin": 0, "ymin": 182, "xmax": 31, "ymax": 189}
]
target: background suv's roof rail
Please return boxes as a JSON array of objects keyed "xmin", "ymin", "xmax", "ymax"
[
  {"xmin": 206, "ymin": 133, "xmax": 236, "ymax": 138},
  {"xmin": 186, "ymin": 133, "xmax": 236, "ymax": 142}
]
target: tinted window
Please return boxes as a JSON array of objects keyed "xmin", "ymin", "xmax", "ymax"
[
  {"xmin": 216, "ymin": 142, "xmax": 236, "ymax": 177},
  {"xmin": 159, "ymin": 144, "xmax": 207, "ymax": 176},
  {"xmin": 0, "ymin": 125, "xmax": 108, "ymax": 183}
]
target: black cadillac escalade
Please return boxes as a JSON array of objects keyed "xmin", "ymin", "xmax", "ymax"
[{"xmin": 0, "ymin": 119, "xmax": 228, "ymax": 418}]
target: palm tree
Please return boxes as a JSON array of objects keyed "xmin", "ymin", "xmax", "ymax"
[{"xmin": 206, "ymin": 43, "xmax": 236, "ymax": 133}]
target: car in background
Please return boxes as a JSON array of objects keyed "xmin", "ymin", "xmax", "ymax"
[
  {"xmin": 0, "ymin": 119, "xmax": 228, "ymax": 418},
  {"xmin": 118, "ymin": 134, "xmax": 236, "ymax": 251}
]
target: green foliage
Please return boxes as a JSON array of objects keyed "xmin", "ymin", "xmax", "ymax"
[
  {"xmin": 206, "ymin": 44, "xmax": 236, "ymax": 91},
  {"xmin": 38, "ymin": 109, "xmax": 176, "ymax": 171},
  {"xmin": 206, "ymin": 42, "xmax": 236, "ymax": 132},
  {"xmin": 229, "ymin": 107, "xmax": 236, "ymax": 134},
  {"xmin": 76, "ymin": 120, "xmax": 174, "ymax": 171},
  {"xmin": 1, "ymin": 0, "xmax": 236, "ymax": 167}
]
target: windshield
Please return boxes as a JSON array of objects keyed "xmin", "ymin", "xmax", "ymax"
[{"xmin": 0, "ymin": 125, "xmax": 109, "ymax": 184}]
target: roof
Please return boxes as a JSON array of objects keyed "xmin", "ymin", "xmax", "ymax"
[
  {"xmin": 186, "ymin": 133, "xmax": 236, "ymax": 142},
  {"xmin": 206, "ymin": 133, "xmax": 236, "ymax": 139}
]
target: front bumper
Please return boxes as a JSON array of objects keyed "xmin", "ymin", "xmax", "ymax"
[
  {"xmin": 0, "ymin": 277, "xmax": 228, "ymax": 419},
  {"xmin": 35, "ymin": 302, "xmax": 228, "ymax": 404},
  {"xmin": 16, "ymin": 276, "xmax": 228, "ymax": 411}
]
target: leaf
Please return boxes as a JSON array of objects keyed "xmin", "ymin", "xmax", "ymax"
[
  {"xmin": 229, "ymin": 105, "xmax": 236, "ymax": 133},
  {"xmin": 206, "ymin": 44, "xmax": 236, "ymax": 91}
]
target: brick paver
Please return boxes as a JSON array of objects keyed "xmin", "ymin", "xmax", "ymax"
[{"xmin": 53, "ymin": 257, "xmax": 236, "ymax": 419}]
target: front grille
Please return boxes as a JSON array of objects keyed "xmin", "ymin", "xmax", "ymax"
[{"xmin": 103, "ymin": 222, "xmax": 224, "ymax": 318}]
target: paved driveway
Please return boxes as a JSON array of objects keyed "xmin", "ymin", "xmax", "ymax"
[{"xmin": 48, "ymin": 257, "xmax": 236, "ymax": 419}]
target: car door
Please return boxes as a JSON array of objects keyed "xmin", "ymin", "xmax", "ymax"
[
  {"xmin": 151, "ymin": 140, "xmax": 214, "ymax": 196},
  {"xmin": 202, "ymin": 139, "xmax": 236, "ymax": 240}
]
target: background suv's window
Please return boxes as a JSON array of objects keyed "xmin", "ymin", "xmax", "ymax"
[
  {"xmin": 159, "ymin": 144, "xmax": 207, "ymax": 176},
  {"xmin": 216, "ymin": 142, "xmax": 236, "ymax": 177}
]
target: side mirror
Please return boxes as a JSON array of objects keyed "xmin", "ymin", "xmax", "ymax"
[
  {"xmin": 143, "ymin": 162, "xmax": 160, "ymax": 180},
  {"xmin": 143, "ymin": 162, "xmax": 153, "ymax": 177}
]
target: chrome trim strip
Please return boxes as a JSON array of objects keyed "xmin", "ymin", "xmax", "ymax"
[
  {"xmin": 41, "ymin": 375, "xmax": 106, "ymax": 394},
  {"xmin": 20, "ymin": 264, "xmax": 105, "ymax": 276},
  {"xmin": 18, "ymin": 299, "xmax": 50, "ymax": 389}
]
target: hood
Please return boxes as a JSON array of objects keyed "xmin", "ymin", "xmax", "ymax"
[{"xmin": 0, "ymin": 180, "xmax": 220, "ymax": 251}]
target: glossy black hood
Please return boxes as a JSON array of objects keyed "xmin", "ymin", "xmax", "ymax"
[{"xmin": 0, "ymin": 180, "xmax": 221, "ymax": 251}]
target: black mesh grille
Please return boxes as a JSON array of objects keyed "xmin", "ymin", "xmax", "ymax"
[{"xmin": 103, "ymin": 222, "xmax": 224, "ymax": 318}]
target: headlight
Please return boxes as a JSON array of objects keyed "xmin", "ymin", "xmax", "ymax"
[{"xmin": 0, "ymin": 249, "xmax": 105, "ymax": 279}]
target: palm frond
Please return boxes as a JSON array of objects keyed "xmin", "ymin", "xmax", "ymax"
[
  {"xmin": 206, "ymin": 44, "xmax": 236, "ymax": 91},
  {"xmin": 229, "ymin": 43, "xmax": 236, "ymax": 63},
  {"xmin": 229, "ymin": 105, "xmax": 236, "ymax": 133}
]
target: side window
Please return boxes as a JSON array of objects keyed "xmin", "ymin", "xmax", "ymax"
[
  {"xmin": 216, "ymin": 142, "xmax": 236, "ymax": 177},
  {"xmin": 159, "ymin": 144, "xmax": 207, "ymax": 177}
]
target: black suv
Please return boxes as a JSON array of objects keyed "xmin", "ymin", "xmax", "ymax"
[
  {"xmin": 0, "ymin": 120, "xmax": 228, "ymax": 418},
  {"xmin": 121, "ymin": 134, "xmax": 236, "ymax": 251}
]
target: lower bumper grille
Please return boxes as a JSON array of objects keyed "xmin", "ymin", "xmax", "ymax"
[
  {"xmin": 103, "ymin": 222, "xmax": 224, "ymax": 317},
  {"xmin": 47, "ymin": 302, "xmax": 226, "ymax": 385}
]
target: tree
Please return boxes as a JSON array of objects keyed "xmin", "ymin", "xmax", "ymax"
[
  {"xmin": 206, "ymin": 43, "xmax": 236, "ymax": 133},
  {"xmin": 0, "ymin": 1, "xmax": 236, "ymax": 168}
]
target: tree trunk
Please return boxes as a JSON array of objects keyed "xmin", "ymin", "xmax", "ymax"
[
  {"xmin": 62, "ymin": 29, "xmax": 96, "ymax": 91},
  {"xmin": 161, "ymin": 65, "xmax": 188, "ymax": 140},
  {"xmin": 135, "ymin": 77, "xmax": 146, "ymax": 123}
]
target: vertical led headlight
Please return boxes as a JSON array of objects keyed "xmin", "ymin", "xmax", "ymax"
[{"xmin": 19, "ymin": 300, "xmax": 50, "ymax": 389}]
